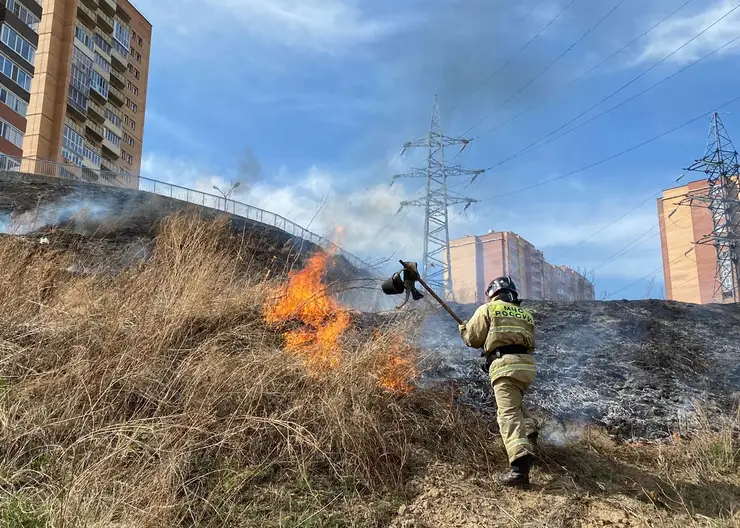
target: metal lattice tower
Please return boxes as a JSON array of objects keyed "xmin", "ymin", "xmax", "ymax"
[
  {"xmin": 392, "ymin": 95, "xmax": 484, "ymax": 299},
  {"xmin": 679, "ymin": 113, "xmax": 740, "ymax": 303}
]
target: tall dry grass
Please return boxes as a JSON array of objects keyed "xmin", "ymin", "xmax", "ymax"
[{"xmin": 0, "ymin": 212, "xmax": 496, "ymax": 527}]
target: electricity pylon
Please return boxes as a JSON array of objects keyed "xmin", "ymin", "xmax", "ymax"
[
  {"xmin": 679, "ymin": 112, "xmax": 740, "ymax": 303},
  {"xmin": 392, "ymin": 95, "xmax": 485, "ymax": 300}
]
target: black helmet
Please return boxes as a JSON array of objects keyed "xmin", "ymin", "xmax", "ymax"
[{"xmin": 485, "ymin": 275, "xmax": 517, "ymax": 299}]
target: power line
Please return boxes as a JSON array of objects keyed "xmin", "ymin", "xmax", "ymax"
[
  {"xmin": 462, "ymin": 0, "xmax": 628, "ymax": 136},
  {"xmin": 475, "ymin": 93, "xmax": 740, "ymax": 202},
  {"xmin": 486, "ymin": 33, "xmax": 740, "ymax": 172},
  {"xmin": 606, "ymin": 249, "xmax": 695, "ymax": 299},
  {"xmin": 447, "ymin": 0, "xmax": 576, "ymax": 120},
  {"xmin": 591, "ymin": 207, "xmax": 694, "ymax": 273},
  {"xmin": 477, "ymin": 0, "xmax": 697, "ymax": 139},
  {"xmin": 475, "ymin": 2, "xmax": 740, "ymax": 173},
  {"xmin": 551, "ymin": 190, "xmax": 664, "ymax": 261}
]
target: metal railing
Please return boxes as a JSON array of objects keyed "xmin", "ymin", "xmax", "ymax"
[{"xmin": 0, "ymin": 155, "xmax": 376, "ymax": 271}]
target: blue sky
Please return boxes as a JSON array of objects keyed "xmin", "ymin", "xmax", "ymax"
[{"xmin": 132, "ymin": 0, "xmax": 740, "ymax": 300}]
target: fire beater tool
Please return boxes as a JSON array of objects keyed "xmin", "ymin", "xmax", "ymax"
[{"xmin": 381, "ymin": 260, "xmax": 464, "ymax": 324}]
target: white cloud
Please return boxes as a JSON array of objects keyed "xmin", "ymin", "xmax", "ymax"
[
  {"xmin": 135, "ymin": 0, "xmax": 395, "ymax": 55},
  {"xmin": 141, "ymin": 152, "xmax": 671, "ymax": 282},
  {"xmin": 140, "ymin": 153, "xmax": 437, "ymax": 267},
  {"xmin": 635, "ymin": 0, "xmax": 740, "ymax": 64}
]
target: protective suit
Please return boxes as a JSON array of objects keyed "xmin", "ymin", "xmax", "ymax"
[{"xmin": 458, "ymin": 276, "xmax": 538, "ymax": 489}]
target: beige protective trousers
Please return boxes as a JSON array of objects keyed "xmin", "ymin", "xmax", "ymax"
[{"xmin": 493, "ymin": 376, "xmax": 538, "ymax": 463}]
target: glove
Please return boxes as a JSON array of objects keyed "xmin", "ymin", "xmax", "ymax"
[{"xmin": 457, "ymin": 323, "xmax": 466, "ymax": 334}]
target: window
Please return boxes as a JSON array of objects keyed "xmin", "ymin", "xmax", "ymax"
[
  {"xmin": 1, "ymin": 24, "xmax": 36, "ymax": 64},
  {"xmin": 83, "ymin": 145, "xmax": 101, "ymax": 165},
  {"xmin": 94, "ymin": 52, "xmax": 111, "ymax": 73},
  {"xmin": 69, "ymin": 64, "xmax": 90, "ymax": 93},
  {"xmin": 0, "ymin": 83, "xmax": 27, "ymax": 116},
  {"xmin": 130, "ymin": 101, "xmax": 137, "ymax": 113},
  {"xmin": 123, "ymin": 132, "xmax": 134, "ymax": 146},
  {"xmin": 136, "ymin": 51, "xmax": 141, "ymax": 62},
  {"xmin": 0, "ymin": 117, "xmax": 23, "ymax": 148},
  {"xmin": 72, "ymin": 45, "xmax": 93, "ymax": 80},
  {"xmin": 114, "ymin": 20, "xmax": 131, "ymax": 51},
  {"xmin": 137, "ymin": 36, "xmax": 143, "ymax": 46},
  {"xmin": 68, "ymin": 85, "xmax": 88, "ymax": 112},
  {"xmin": 6, "ymin": 0, "xmax": 40, "ymax": 32},
  {"xmin": 105, "ymin": 107, "xmax": 122, "ymax": 128},
  {"xmin": 104, "ymin": 126, "xmax": 121, "ymax": 147},
  {"xmin": 134, "ymin": 69, "xmax": 140, "ymax": 80},
  {"xmin": 112, "ymin": 38, "xmax": 127, "ymax": 58},
  {"xmin": 94, "ymin": 33, "xmax": 112, "ymax": 55},
  {"xmin": 90, "ymin": 70, "xmax": 109, "ymax": 98},
  {"xmin": 129, "ymin": 118, "xmax": 136, "ymax": 131},
  {"xmin": 0, "ymin": 154, "xmax": 21, "ymax": 170},
  {"xmin": 0, "ymin": 51, "xmax": 32, "ymax": 91},
  {"xmin": 63, "ymin": 124, "xmax": 85, "ymax": 158},
  {"xmin": 122, "ymin": 150, "xmax": 133, "ymax": 164},
  {"xmin": 75, "ymin": 24, "xmax": 94, "ymax": 51},
  {"xmin": 61, "ymin": 147, "xmax": 83, "ymax": 166}
]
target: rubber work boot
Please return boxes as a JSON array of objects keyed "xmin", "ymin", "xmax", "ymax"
[
  {"xmin": 499, "ymin": 454, "xmax": 533, "ymax": 489},
  {"xmin": 528, "ymin": 432, "xmax": 539, "ymax": 449}
]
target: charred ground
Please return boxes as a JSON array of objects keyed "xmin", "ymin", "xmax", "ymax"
[{"xmin": 417, "ymin": 299, "xmax": 740, "ymax": 441}]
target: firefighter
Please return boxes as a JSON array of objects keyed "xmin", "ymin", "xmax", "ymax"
[{"xmin": 457, "ymin": 276, "xmax": 538, "ymax": 489}]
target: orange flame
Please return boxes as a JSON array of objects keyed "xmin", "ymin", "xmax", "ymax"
[
  {"xmin": 375, "ymin": 330, "xmax": 418, "ymax": 395},
  {"xmin": 264, "ymin": 242, "xmax": 417, "ymax": 394},
  {"xmin": 265, "ymin": 252, "xmax": 350, "ymax": 371}
]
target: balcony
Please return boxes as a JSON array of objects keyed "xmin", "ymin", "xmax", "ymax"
[
  {"xmin": 65, "ymin": 118, "xmax": 85, "ymax": 137},
  {"xmin": 94, "ymin": 28, "xmax": 112, "ymax": 55},
  {"xmin": 102, "ymin": 137, "xmax": 121, "ymax": 158},
  {"xmin": 108, "ymin": 85, "xmax": 124, "ymax": 106},
  {"xmin": 101, "ymin": 157, "xmax": 117, "ymax": 173},
  {"xmin": 81, "ymin": 0, "xmax": 97, "ymax": 10},
  {"xmin": 109, "ymin": 67, "xmax": 125, "ymax": 89},
  {"xmin": 67, "ymin": 98, "xmax": 87, "ymax": 120},
  {"xmin": 76, "ymin": 0, "xmax": 96, "ymax": 28},
  {"xmin": 88, "ymin": 100, "xmax": 105, "ymax": 121},
  {"xmin": 110, "ymin": 40, "xmax": 128, "ymax": 71},
  {"xmin": 85, "ymin": 119, "xmax": 104, "ymax": 140},
  {"xmin": 99, "ymin": 0, "xmax": 116, "ymax": 16},
  {"xmin": 116, "ymin": 3, "xmax": 131, "ymax": 22},
  {"xmin": 89, "ymin": 85, "xmax": 108, "ymax": 104},
  {"xmin": 96, "ymin": 9, "xmax": 114, "ymax": 32}
]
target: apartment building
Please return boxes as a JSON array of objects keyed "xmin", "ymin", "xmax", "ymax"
[
  {"xmin": 0, "ymin": 0, "xmax": 42, "ymax": 157},
  {"xmin": 658, "ymin": 178, "xmax": 739, "ymax": 304},
  {"xmin": 448, "ymin": 231, "xmax": 595, "ymax": 304},
  {"xmin": 0, "ymin": 0, "xmax": 150, "ymax": 188}
]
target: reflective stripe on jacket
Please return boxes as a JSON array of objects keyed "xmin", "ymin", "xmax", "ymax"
[{"xmin": 459, "ymin": 299, "xmax": 537, "ymax": 384}]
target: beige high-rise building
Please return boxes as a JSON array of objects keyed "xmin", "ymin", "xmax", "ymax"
[
  {"xmin": 448, "ymin": 231, "xmax": 595, "ymax": 304},
  {"xmin": 658, "ymin": 178, "xmax": 739, "ymax": 304},
  {"xmin": 0, "ymin": 0, "xmax": 151, "ymax": 188}
]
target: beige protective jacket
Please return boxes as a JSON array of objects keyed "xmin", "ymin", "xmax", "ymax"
[{"xmin": 458, "ymin": 299, "xmax": 537, "ymax": 385}]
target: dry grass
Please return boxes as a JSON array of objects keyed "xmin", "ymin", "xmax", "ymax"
[
  {"xmin": 0, "ymin": 212, "xmax": 737, "ymax": 527},
  {"xmin": 0, "ymin": 212, "xmax": 495, "ymax": 527}
]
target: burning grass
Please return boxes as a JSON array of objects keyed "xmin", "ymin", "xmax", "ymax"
[{"xmin": 0, "ymin": 211, "xmax": 737, "ymax": 527}]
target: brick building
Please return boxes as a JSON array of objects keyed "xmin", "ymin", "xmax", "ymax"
[
  {"xmin": 0, "ymin": 0, "xmax": 151, "ymax": 187},
  {"xmin": 447, "ymin": 231, "xmax": 595, "ymax": 304},
  {"xmin": 658, "ymin": 178, "xmax": 739, "ymax": 304}
]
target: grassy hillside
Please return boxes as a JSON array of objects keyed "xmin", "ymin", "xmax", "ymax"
[{"xmin": 0, "ymin": 213, "xmax": 737, "ymax": 527}]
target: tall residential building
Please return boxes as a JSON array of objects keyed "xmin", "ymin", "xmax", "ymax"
[
  {"xmin": 0, "ymin": 0, "xmax": 42, "ymax": 157},
  {"xmin": 1, "ymin": 0, "xmax": 150, "ymax": 188},
  {"xmin": 448, "ymin": 231, "xmax": 595, "ymax": 304},
  {"xmin": 658, "ymin": 178, "xmax": 739, "ymax": 304}
]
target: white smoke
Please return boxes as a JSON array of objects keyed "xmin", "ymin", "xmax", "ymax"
[{"xmin": 0, "ymin": 198, "xmax": 114, "ymax": 235}]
